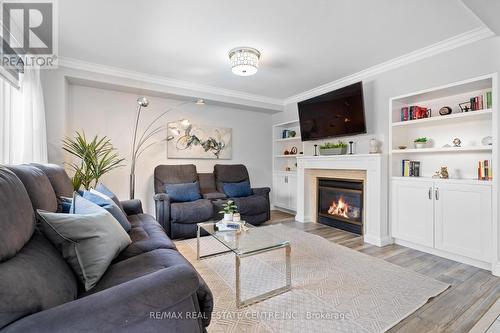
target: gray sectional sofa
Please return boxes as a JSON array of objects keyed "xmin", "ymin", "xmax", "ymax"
[
  {"xmin": 0, "ymin": 164, "xmax": 213, "ymax": 332},
  {"xmin": 154, "ymin": 164, "xmax": 271, "ymax": 239}
]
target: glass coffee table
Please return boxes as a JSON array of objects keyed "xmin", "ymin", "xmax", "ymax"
[{"xmin": 197, "ymin": 221, "xmax": 291, "ymax": 308}]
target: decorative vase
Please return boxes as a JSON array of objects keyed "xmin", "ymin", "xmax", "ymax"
[
  {"xmin": 232, "ymin": 213, "xmax": 241, "ymax": 222},
  {"xmin": 223, "ymin": 213, "xmax": 233, "ymax": 221},
  {"xmin": 369, "ymin": 138, "xmax": 379, "ymax": 154}
]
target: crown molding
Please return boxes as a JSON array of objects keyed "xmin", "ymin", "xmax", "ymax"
[
  {"xmin": 283, "ymin": 27, "xmax": 494, "ymax": 105},
  {"xmin": 58, "ymin": 26, "xmax": 494, "ymax": 110},
  {"xmin": 57, "ymin": 57, "xmax": 284, "ymax": 108}
]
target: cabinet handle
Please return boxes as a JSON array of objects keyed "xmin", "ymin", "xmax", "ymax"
[
  {"xmin": 435, "ymin": 188, "xmax": 439, "ymax": 200},
  {"xmin": 285, "ymin": 176, "xmax": 288, "ymax": 184},
  {"xmin": 428, "ymin": 187, "xmax": 432, "ymax": 200}
]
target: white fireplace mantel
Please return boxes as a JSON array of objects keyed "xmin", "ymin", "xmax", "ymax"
[{"xmin": 296, "ymin": 154, "xmax": 391, "ymax": 247}]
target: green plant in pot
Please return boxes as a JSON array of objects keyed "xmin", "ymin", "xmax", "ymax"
[
  {"xmin": 63, "ymin": 131, "xmax": 125, "ymax": 190},
  {"xmin": 219, "ymin": 200, "xmax": 238, "ymax": 221},
  {"xmin": 319, "ymin": 141, "xmax": 348, "ymax": 155},
  {"xmin": 414, "ymin": 137, "xmax": 428, "ymax": 149}
]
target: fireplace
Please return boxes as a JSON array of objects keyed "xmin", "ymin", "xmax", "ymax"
[{"xmin": 317, "ymin": 178, "xmax": 364, "ymax": 235}]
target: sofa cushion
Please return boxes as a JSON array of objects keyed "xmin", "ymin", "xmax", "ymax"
[
  {"xmin": 83, "ymin": 248, "xmax": 213, "ymax": 328},
  {"xmin": 6, "ymin": 165, "xmax": 58, "ymax": 212},
  {"xmin": 31, "ymin": 163, "xmax": 74, "ymax": 198},
  {"xmin": 0, "ymin": 230, "xmax": 78, "ymax": 329},
  {"xmin": 0, "ymin": 167, "xmax": 36, "ymax": 262},
  {"xmin": 37, "ymin": 200, "xmax": 131, "ymax": 291},
  {"xmin": 231, "ymin": 195, "xmax": 268, "ymax": 215},
  {"xmin": 84, "ymin": 249, "xmax": 191, "ymax": 295},
  {"xmin": 80, "ymin": 190, "xmax": 131, "ymax": 232},
  {"xmin": 214, "ymin": 164, "xmax": 250, "ymax": 193},
  {"xmin": 202, "ymin": 192, "xmax": 227, "ymax": 200},
  {"xmin": 170, "ymin": 199, "xmax": 213, "ymax": 224},
  {"xmin": 223, "ymin": 180, "xmax": 252, "ymax": 198},
  {"xmin": 117, "ymin": 213, "xmax": 176, "ymax": 261},
  {"xmin": 165, "ymin": 182, "xmax": 202, "ymax": 202}
]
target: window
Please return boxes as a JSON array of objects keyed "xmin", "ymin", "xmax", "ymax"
[{"xmin": 0, "ymin": 68, "xmax": 47, "ymax": 164}]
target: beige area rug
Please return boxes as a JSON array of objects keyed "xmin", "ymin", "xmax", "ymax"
[{"xmin": 176, "ymin": 224, "xmax": 449, "ymax": 333}]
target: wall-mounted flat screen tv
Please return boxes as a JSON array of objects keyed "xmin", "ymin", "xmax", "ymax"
[{"xmin": 298, "ymin": 81, "xmax": 366, "ymax": 141}]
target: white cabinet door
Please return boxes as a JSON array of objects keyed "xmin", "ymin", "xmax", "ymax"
[
  {"xmin": 392, "ymin": 180, "xmax": 434, "ymax": 247},
  {"xmin": 434, "ymin": 183, "xmax": 492, "ymax": 261},
  {"xmin": 287, "ymin": 174, "xmax": 297, "ymax": 211},
  {"xmin": 273, "ymin": 173, "xmax": 289, "ymax": 208}
]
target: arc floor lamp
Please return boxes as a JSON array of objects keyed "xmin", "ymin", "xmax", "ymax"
[{"xmin": 129, "ymin": 97, "xmax": 204, "ymax": 199}]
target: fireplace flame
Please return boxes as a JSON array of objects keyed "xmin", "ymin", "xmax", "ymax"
[{"xmin": 328, "ymin": 196, "xmax": 350, "ymax": 219}]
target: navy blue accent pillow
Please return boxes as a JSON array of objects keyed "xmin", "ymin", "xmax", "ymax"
[
  {"xmin": 223, "ymin": 180, "xmax": 252, "ymax": 198},
  {"xmin": 165, "ymin": 182, "xmax": 201, "ymax": 202},
  {"xmin": 59, "ymin": 196, "xmax": 73, "ymax": 213}
]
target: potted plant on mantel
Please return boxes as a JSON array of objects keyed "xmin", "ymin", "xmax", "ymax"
[
  {"xmin": 414, "ymin": 137, "xmax": 429, "ymax": 149},
  {"xmin": 319, "ymin": 141, "xmax": 348, "ymax": 155},
  {"xmin": 219, "ymin": 200, "xmax": 238, "ymax": 222}
]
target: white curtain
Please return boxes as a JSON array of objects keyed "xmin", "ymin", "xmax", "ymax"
[{"xmin": 0, "ymin": 66, "xmax": 48, "ymax": 164}]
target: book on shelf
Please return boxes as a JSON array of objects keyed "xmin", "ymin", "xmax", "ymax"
[
  {"xmin": 478, "ymin": 160, "xmax": 493, "ymax": 181},
  {"xmin": 401, "ymin": 107, "xmax": 408, "ymax": 121},
  {"xmin": 400, "ymin": 106, "xmax": 429, "ymax": 121},
  {"xmin": 469, "ymin": 91, "xmax": 492, "ymax": 111},
  {"xmin": 486, "ymin": 91, "xmax": 492, "ymax": 109},
  {"xmin": 402, "ymin": 160, "xmax": 421, "ymax": 177}
]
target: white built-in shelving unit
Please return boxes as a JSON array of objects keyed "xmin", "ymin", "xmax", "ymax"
[
  {"xmin": 272, "ymin": 120, "xmax": 304, "ymax": 212},
  {"xmin": 389, "ymin": 73, "xmax": 498, "ymax": 273}
]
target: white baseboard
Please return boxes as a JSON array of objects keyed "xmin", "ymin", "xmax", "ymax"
[
  {"xmin": 364, "ymin": 235, "xmax": 394, "ymax": 247},
  {"xmin": 295, "ymin": 215, "xmax": 313, "ymax": 223},
  {"xmin": 395, "ymin": 238, "xmax": 493, "ymax": 272},
  {"xmin": 491, "ymin": 262, "xmax": 500, "ymax": 277},
  {"xmin": 272, "ymin": 206, "xmax": 296, "ymax": 215}
]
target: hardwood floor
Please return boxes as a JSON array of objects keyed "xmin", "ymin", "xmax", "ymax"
[{"xmin": 264, "ymin": 210, "xmax": 500, "ymax": 333}]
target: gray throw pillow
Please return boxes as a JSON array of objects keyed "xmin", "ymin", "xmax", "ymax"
[{"xmin": 37, "ymin": 197, "xmax": 131, "ymax": 291}]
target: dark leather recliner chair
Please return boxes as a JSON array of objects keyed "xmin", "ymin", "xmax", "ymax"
[
  {"xmin": 213, "ymin": 164, "xmax": 271, "ymax": 226},
  {"xmin": 154, "ymin": 165, "xmax": 217, "ymax": 239},
  {"xmin": 154, "ymin": 164, "xmax": 271, "ymax": 239}
]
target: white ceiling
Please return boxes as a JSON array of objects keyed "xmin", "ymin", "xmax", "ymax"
[{"xmin": 59, "ymin": 0, "xmax": 487, "ymax": 100}]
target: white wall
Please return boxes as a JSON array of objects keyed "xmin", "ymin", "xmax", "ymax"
[
  {"xmin": 274, "ymin": 37, "xmax": 500, "ymax": 138},
  {"xmin": 41, "ymin": 73, "xmax": 272, "ymax": 214}
]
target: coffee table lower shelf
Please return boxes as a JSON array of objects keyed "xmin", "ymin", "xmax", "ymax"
[{"xmin": 196, "ymin": 224, "xmax": 291, "ymax": 308}]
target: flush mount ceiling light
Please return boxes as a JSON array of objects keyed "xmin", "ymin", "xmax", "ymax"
[{"xmin": 228, "ymin": 47, "xmax": 260, "ymax": 76}]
